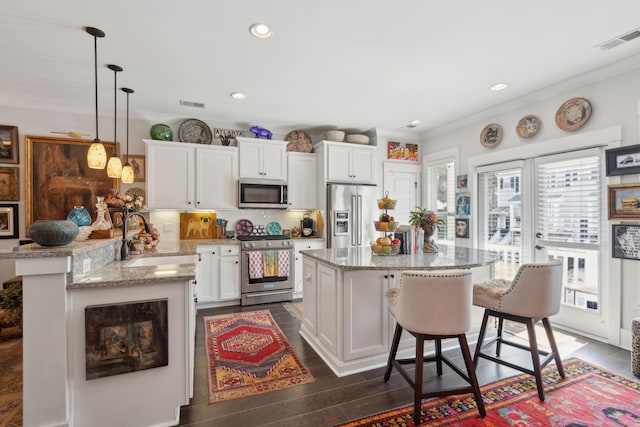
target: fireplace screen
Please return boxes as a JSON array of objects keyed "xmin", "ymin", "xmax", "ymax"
[{"xmin": 85, "ymin": 299, "xmax": 168, "ymax": 380}]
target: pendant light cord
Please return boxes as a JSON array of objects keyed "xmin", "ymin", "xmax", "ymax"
[
  {"xmin": 94, "ymin": 34, "xmax": 99, "ymax": 141},
  {"xmin": 126, "ymin": 90, "xmax": 129, "ymax": 162}
]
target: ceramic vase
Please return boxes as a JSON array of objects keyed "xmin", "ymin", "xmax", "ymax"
[
  {"xmin": 67, "ymin": 206, "xmax": 92, "ymax": 227},
  {"xmin": 29, "ymin": 220, "xmax": 79, "ymax": 246}
]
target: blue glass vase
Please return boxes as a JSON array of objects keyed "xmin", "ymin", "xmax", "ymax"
[{"xmin": 67, "ymin": 206, "xmax": 92, "ymax": 227}]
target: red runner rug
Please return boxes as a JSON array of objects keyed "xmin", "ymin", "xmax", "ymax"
[
  {"xmin": 205, "ymin": 310, "xmax": 314, "ymax": 403},
  {"xmin": 336, "ymin": 358, "xmax": 640, "ymax": 426}
]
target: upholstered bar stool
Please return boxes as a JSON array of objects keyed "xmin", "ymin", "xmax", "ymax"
[
  {"xmin": 384, "ymin": 270, "xmax": 486, "ymax": 425},
  {"xmin": 472, "ymin": 260, "xmax": 565, "ymax": 401}
]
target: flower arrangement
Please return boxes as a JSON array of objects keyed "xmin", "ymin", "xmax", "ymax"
[
  {"xmin": 409, "ymin": 207, "xmax": 442, "ymax": 230},
  {"xmin": 123, "ymin": 194, "xmax": 145, "ymax": 212}
]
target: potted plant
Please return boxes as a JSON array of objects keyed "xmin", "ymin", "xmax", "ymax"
[
  {"xmin": 0, "ymin": 282, "xmax": 22, "ymax": 334},
  {"xmin": 409, "ymin": 207, "xmax": 442, "ymax": 253}
]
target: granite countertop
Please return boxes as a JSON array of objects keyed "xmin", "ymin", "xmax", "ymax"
[{"xmin": 300, "ymin": 245, "xmax": 501, "ymax": 271}]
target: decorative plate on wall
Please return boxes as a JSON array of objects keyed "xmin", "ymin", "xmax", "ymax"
[
  {"xmin": 555, "ymin": 97, "xmax": 592, "ymax": 131},
  {"xmin": 480, "ymin": 123, "xmax": 502, "ymax": 148},
  {"xmin": 178, "ymin": 118, "xmax": 213, "ymax": 144},
  {"xmin": 516, "ymin": 115, "xmax": 540, "ymax": 138}
]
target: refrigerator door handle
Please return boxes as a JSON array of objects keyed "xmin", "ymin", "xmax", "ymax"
[
  {"xmin": 357, "ymin": 195, "xmax": 363, "ymax": 246},
  {"xmin": 351, "ymin": 195, "xmax": 357, "ymax": 247}
]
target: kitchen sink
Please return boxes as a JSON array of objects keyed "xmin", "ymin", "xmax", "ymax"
[{"xmin": 124, "ymin": 254, "xmax": 198, "ymax": 268}]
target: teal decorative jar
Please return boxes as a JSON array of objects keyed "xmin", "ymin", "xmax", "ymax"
[
  {"xmin": 29, "ymin": 220, "xmax": 79, "ymax": 246},
  {"xmin": 150, "ymin": 124, "xmax": 173, "ymax": 141},
  {"xmin": 67, "ymin": 206, "xmax": 92, "ymax": 227}
]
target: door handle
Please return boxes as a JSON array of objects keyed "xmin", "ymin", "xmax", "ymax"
[
  {"xmin": 536, "ymin": 232, "xmax": 543, "ymax": 238},
  {"xmin": 535, "ymin": 245, "xmax": 545, "ymax": 250}
]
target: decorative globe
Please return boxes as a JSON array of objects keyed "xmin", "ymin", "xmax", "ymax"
[
  {"xmin": 150, "ymin": 124, "xmax": 173, "ymax": 141},
  {"xmin": 29, "ymin": 220, "xmax": 79, "ymax": 246},
  {"xmin": 67, "ymin": 206, "xmax": 92, "ymax": 227}
]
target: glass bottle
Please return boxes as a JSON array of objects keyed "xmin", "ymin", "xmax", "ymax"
[
  {"xmin": 67, "ymin": 206, "xmax": 92, "ymax": 227},
  {"xmin": 92, "ymin": 196, "xmax": 111, "ymax": 230}
]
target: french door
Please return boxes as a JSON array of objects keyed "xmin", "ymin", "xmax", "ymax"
[{"xmin": 478, "ymin": 148, "xmax": 607, "ymax": 338}]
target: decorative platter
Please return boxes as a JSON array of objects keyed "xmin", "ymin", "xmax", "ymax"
[
  {"xmin": 125, "ymin": 187, "xmax": 146, "ymax": 200},
  {"xmin": 555, "ymin": 97, "xmax": 592, "ymax": 132},
  {"xmin": 516, "ymin": 115, "xmax": 540, "ymax": 138},
  {"xmin": 266, "ymin": 221, "xmax": 282, "ymax": 235},
  {"xmin": 178, "ymin": 118, "xmax": 213, "ymax": 144},
  {"xmin": 480, "ymin": 123, "xmax": 503, "ymax": 148},
  {"xmin": 235, "ymin": 219, "xmax": 254, "ymax": 236}
]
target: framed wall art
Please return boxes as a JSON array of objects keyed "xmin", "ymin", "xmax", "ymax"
[
  {"xmin": 456, "ymin": 192, "xmax": 471, "ymax": 215},
  {"xmin": 127, "ymin": 154, "xmax": 146, "ymax": 182},
  {"xmin": 612, "ymin": 223, "xmax": 640, "ymax": 260},
  {"xmin": 457, "ymin": 175, "xmax": 468, "ymax": 189},
  {"xmin": 605, "ymin": 144, "xmax": 640, "ymax": 176},
  {"xmin": 387, "ymin": 141, "xmax": 419, "ymax": 161},
  {"xmin": 607, "ymin": 183, "xmax": 640, "ymax": 221},
  {"xmin": 0, "ymin": 125, "xmax": 19, "ymax": 164},
  {"xmin": 0, "ymin": 203, "xmax": 18, "ymax": 239},
  {"xmin": 0, "ymin": 167, "xmax": 19, "ymax": 201},
  {"xmin": 25, "ymin": 135, "xmax": 119, "ymax": 231},
  {"xmin": 455, "ymin": 218, "xmax": 469, "ymax": 238}
]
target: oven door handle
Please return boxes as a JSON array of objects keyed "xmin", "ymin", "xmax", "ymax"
[{"xmin": 244, "ymin": 290, "xmax": 291, "ymax": 298}]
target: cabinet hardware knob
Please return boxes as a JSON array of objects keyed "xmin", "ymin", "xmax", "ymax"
[
  {"xmin": 212, "ymin": 251, "xmax": 215, "ymax": 255},
  {"xmin": 235, "ymin": 261, "xmax": 239, "ymax": 264},
  {"xmin": 383, "ymin": 274, "xmax": 388, "ymax": 279},
  {"xmin": 188, "ymin": 201, "xmax": 192, "ymax": 205},
  {"xmin": 390, "ymin": 274, "xmax": 395, "ymax": 279}
]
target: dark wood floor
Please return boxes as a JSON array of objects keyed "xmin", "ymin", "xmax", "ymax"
[{"xmin": 178, "ymin": 303, "xmax": 635, "ymax": 427}]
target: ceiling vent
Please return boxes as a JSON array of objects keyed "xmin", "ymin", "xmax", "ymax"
[
  {"xmin": 596, "ymin": 28, "xmax": 640, "ymax": 51},
  {"xmin": 179, "ymin": 100, "xmax": 205, "ymax": 108}
]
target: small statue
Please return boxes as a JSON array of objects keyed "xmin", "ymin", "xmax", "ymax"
[{"xmin": 250, "ymin": 126, "xmax": 272, "ymax": 139}]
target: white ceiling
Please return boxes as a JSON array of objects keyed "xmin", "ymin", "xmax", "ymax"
[{"xmin": 2, "ymin": 1, "xmax": 640, "ymax": 137}]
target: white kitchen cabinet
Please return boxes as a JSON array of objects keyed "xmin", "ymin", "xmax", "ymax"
[
  {"xmin": 196, "ymin": 244, "xmax": 240, "ymax": 307},
  {"xmin": 320, "ymin": 141, "xmax": 376, "ymax": 184},
  {"xmin": 317, "ymin": 262, "xmax": 338, "ymax": 355},
  {"xmin": 302, "ymin": 257, "xmax": 317, "ymax": 335},
  {"xmin": 145, "ymin": 139, "xmax": 238, "ymax": 209},
  {"xmin": 237, "ymin": 137, "xmax": 287, "ymax": 180},
  {"xmin": 293, "ymin": 239, "xmax": 324, "ymax": 298},
  {"xmin": 287, "ymin": 152, "xmax": 318, "ymax": 210}
]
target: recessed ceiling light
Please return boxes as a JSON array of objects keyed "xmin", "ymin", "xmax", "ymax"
[
  {"xmin": 249, "ymin": 23, "xmax": 272, "ymax": 38},
  {"xmin": 230, "ymin": 92, "xmax": 246, "ymax": 100},
  {"xmin": 490, "ymin": 83, "xmax": 508, "ymax": 91},
  {"xmin": 407, "ymin": 120, "xmax": 421, "ymax": 128}
]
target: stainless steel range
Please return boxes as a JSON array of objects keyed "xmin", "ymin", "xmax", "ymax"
[{"xmin": 238, "ymin": 235, "xmax": 294, "ymax": 306}]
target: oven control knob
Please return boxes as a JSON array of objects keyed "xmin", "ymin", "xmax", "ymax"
[{"xmin": 266, "ymin": 242, "xmax": 272, "ymax": 247}]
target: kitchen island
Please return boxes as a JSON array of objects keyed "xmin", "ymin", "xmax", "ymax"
[
  {"xmin": 299, "ymin": 245, "xmax": 500, "ymax": 377},
  {"xmin": 0, "ymin": 237, "xmax": 232, "ymax": 427}
]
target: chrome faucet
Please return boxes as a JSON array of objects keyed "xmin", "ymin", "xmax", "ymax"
[{"xmin": 121, "ymin": 211, "xmax": 151, "ymax": 260}]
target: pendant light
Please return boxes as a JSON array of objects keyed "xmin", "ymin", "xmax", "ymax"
[
  {"xmin": 106, "ymin": 64, "xmax": 123, "ymax": 178},
  {"xmin": 120, "ymin": 87, "xmax": 135, "ymax": 184},
  {"xmin": 85, "ymin": 26, "xmax": 108, "ymax": 169}
]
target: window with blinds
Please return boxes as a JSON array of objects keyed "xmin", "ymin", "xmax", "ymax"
[
  {"xmin": 425, "ymin": 161, "xmax": 455, "ymax": 241},
  {"xmin": 536, "ymin": 155, "xmax": 600, "ymax": 245}
]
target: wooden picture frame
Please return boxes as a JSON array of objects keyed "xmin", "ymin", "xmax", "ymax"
[
  {"xmin": 0, "ymin": 125, "xmax": 19, "ymax": 164},
  {"xmin": 25, "ymin": 135, "xmax": 119, "ymax": 231},
  {"xmin": 127, "ymin": 154, "xmax": 146, "ymax": 182},
  {"xmin": 605, "ymin": 144, "xmax": 640, "ymax": 176},
  {"xmin": 612, "ymin": 223, "xmax": 640, "ymax": 260},
  {"xmin": 0, "ymin": 167, "xmax": 19, "ymax": 201},
  {"xmin": 608, "ymin": 183, "xmax": 640, "ymax": 221},
  {"xmin": 0, "ymin": 203, "xmax": 18, "ymax": 239}
]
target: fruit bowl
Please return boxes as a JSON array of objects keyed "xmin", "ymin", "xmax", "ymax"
[
  {"xmin": 371, "ymin": 243, "xmax": 401, "ymax": 256},
  {"xmin": 374, "ymin": 221, "xmax": 398, "ymax": 232},
  {"xmin": 377, "ymin": 199, "xmax": 397, "ymax": 210}
]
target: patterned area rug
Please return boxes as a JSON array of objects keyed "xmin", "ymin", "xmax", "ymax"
[
  {"xmin": 336, "ymin": 358, "xmax": 640, "ymax": 426},
  {"xmin": 205, "ymin": 310, "xmax": 314, "ymax": 403},
  {"xmin": 0, "ymin": 333, "xmax": 22, "ymax": 427}
]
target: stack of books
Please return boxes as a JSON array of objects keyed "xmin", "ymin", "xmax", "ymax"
[{"xmin": 394, "ymin": 225, "xmax": 425, "ymax": 254}]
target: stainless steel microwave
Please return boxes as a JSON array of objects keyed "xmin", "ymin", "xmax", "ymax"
[{"xmin": 238, "ymin": 179, "xmax": 288, "ymax": 209}]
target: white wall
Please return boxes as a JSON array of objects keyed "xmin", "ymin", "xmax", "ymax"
[{"xmin": 420, "ymin": 67, "xmax": 640, "ymax": 341}]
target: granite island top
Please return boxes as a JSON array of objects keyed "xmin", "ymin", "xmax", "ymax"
[
  {"xmin": 2, "ymin": 237, "xmax": 240, "ymax": 289},
  {"xmin": 300, "ymin": 245, "xmax": 501, "ymax": 271}
]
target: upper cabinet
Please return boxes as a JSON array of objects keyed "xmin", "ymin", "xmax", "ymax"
[
  {"xmin": 287, "ymin": 152, "xmax": 317, "ymax": 210},
  {"xmin": 317, "ymin": 141, "xmax": 376, "ymax": 184},
  {"xmin": 145, "ymin": 139, "xmax": 238, "ymax": 210},
  {"xmin": 237, "ymin": 137, "xmax": 287, "ymax": 181}
]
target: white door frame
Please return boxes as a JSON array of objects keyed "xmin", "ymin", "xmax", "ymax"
[{"xmin": 467, "ymin": 126, "xmax": 623, "ymax": 346}]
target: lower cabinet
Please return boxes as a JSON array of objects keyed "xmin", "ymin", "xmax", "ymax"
[
  {"xmin": 197, "ymin": 244, "xmax": 240, "ymax": 307},
  {"xmin": 293, "ymin": 239, "xmax": 325, "ymax": 299}
]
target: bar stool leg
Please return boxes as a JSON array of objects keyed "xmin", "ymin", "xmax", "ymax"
[
  {"xmin": 525, "ymin": 318, "xmax": 545, "ymax": 401},
  {"xmin": 435, "ymin": 338, "xmax": 443, "ymax": 376},
  {"xmin": 496, "ymin": 316, "xmax": 505, "ymax": 357},
  {"xmin": 459, "ymin": 334, "xmax": 486, "ymax": 417},
  {"xmin": 384, "ymin": 323, "xmax": 402, "ymax": 382},
  {"xmin": 542, "ymin": 317, "xmax": 565, "ymax": 378},
  {"xmin": 414, "ymin": 334, "xmax": 425, "ymax": 426},
  {"xmin": 474, "ymin": 310, "xmax": 490, "ymax": 366}
]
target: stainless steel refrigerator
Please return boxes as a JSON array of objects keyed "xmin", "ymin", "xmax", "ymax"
[{"xmin": 326, "ymin": 183, "xmax": 378, "ymax": 249}]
